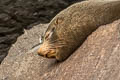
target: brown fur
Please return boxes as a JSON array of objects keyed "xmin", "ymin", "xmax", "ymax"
[{"xmin": 37, "ymin": 1, "xmax": 120, "ymax": 61}]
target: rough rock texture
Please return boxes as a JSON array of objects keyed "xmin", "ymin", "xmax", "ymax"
[
  {"xmin": 0, "ymin": 19, "xmax": 120, "ymax": 80},
  {"xmin": 0, "ymin": 0, "xmax": 84, "ymax": 63}
]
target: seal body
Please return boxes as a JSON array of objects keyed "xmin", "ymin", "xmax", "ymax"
[{"xmin": 37, "ymin": 1, "xmax": 120, "ymax": 61}]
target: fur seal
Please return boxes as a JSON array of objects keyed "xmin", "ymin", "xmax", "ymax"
[{"xmin": 37, "ymin": 1, "xmax": 120, "ymax": 61}]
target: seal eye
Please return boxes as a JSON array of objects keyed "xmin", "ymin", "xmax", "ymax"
[{"xmin": 45, "ymin": 27, "xmax": 55, "ymax": 40}]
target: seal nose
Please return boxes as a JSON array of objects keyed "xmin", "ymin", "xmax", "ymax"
[
  {"xmin": 37, "ymin": 49, "xmax": 48, "ymax": 57},
  {"xmin": 37, "ymin": 43, "xmax": 56, "ymax": 58},
  {"xmin": 37, "ymin": 46, "xmax": 48, "ymax": 57},
  {"xmin": 37, "ymin": 48, "xmax": 44, "ymax": 56},
  {"xmin": 37, "ymin": 51, "xmax": 43, "ymax": 56}
]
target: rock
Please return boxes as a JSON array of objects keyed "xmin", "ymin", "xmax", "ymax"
[
  {"xmin": 0, "ymin": 0, "xmax": 81, "ymax": 25},
  {"xmin": 0, "ymin": 0, "xmax": 84, "ymax": 63},
  {"xmin": 0, "ymin": 19, "xmax": 120, "ymax": 80}
]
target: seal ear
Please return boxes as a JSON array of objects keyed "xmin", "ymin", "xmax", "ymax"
[{"xmin": 55, "ymin": 17, "xmax": 64, "ymax": 25}]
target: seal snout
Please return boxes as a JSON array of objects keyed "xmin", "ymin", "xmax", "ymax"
[
  {"xmin": 37, "ymin": 49, "xmax": 44, "ymax": 56},
  {"xmin": 37, "ymin": 45, "xmax": 47, "ymax": 57},
  {"xmin": 37, "ymin": 48, "xmax": 56, "ymax": 58},
  {"xmin": 37, "ymin": 43, "xmax": 56, "ymax": 58}
]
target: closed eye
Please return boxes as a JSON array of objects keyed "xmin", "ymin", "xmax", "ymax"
[{"xmin": 45, "ymin": 27, "xmax": 55, "ymax": 40}]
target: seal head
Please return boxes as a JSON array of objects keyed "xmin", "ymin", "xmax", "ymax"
[{"xmin": 37, "ymin": 17, "xmax": 75, "ymax": 61}]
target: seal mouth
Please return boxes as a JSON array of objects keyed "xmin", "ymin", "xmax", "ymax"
[
  {"xmin": 45, "ymin": 50, "xmax": 56, "ymax": 58},
  {"xmin": 37, "ymin": 41, "xmax": 57, "ymax": 58},
  {"xmin": 38, "ymin": 49, "xmax": 56, "ymax": 58}
]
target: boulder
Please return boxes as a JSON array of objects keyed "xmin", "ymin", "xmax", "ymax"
[{"xmin": 0, "ymin": 19, "xmax": 120, "ymax": 80}]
